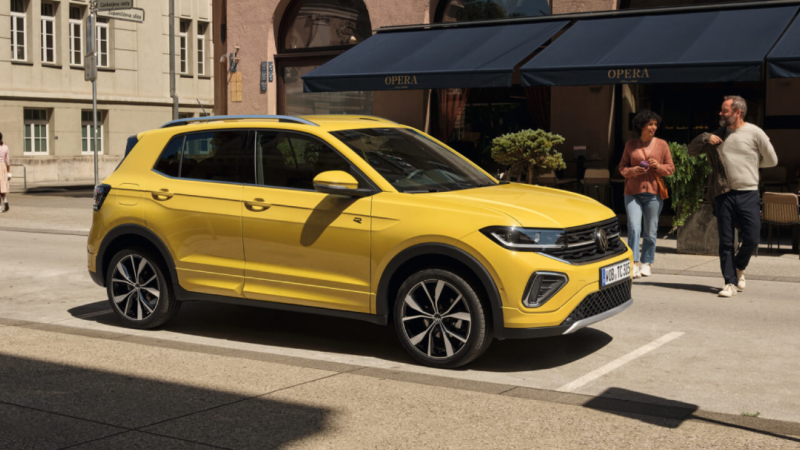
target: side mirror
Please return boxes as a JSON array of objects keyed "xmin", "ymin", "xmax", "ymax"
[{"xmin": 313, "ymin": 171, "xmax": 370, "ymax": 197}]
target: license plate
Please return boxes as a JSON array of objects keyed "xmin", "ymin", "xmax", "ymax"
[{"xmin": 601, "ymin": 260, "xmax": 631, "ymax": 288}]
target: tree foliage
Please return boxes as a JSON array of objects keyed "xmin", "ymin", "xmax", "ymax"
[
  {"xmin": 663, "ymin": 142, "xmax": 712, "ymax": 232},
  {"xmin": 490, "ymin": 129, "xmax": 566, "ymax": 183}
]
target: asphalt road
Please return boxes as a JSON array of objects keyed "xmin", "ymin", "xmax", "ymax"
[{"xmin": 1, "ymin": 224, "xmax": 799, "ymax": 447}]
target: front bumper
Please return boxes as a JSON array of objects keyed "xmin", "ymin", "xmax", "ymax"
[{"xmin": 502, "ymin": 278, "xmax": 633, "ymax": 339}]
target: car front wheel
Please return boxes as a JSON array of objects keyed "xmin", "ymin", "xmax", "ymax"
[{"xmin": 394, "ymin": 268, "xmax": 492, "ymax": 368}]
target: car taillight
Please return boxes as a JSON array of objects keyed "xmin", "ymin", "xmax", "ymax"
[{"xmin": 93, "ymin": 184, "xmax": 111, "ymax": 211}]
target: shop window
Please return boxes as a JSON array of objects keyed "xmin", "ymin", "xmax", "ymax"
[
  {"xmin": 437, "ymin": 0, "xmax": 550, "ymax": 23},
  {"xmin": 11, "ymin": 0, "xmax": 27, "ymax": 61},
  {"xmin": 81, "ymin": 110, "xmax": 105, "ymax": 155},
  {"xmin": 69, "ymin": 6, "xmax": 83, "ymax": 66},
  {"xmin": 24, "ymin": 109, "xmax": 49, "ymax": 155},
  {"xmin": 41, "ymin": 2, "xmax": 56, "ymax": 63},
  {"xmin": 277, "ymin": 0, "xmax": 373, "ymax": 115}
]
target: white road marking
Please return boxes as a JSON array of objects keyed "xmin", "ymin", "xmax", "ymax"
[
  {"xmin": 77, "ymin": 310, "xmax": 113, "ymax": 319},
  {"xmin": 557, "ymin": 331, "xmax": 685, "ymax": 393}
]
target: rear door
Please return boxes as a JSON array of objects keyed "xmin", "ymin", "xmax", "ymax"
[{"xmin": 144, "ymin": 129, "xmax": 252, "ymax": 298}]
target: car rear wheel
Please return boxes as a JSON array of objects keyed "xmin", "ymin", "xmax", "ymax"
[
  {"xmin": 394, "ymin": 268, "xmax": 492, "ymax": 368},
  {"xmin": 106, "ymin": 249, "xmax": 180, "ymax": 329}
]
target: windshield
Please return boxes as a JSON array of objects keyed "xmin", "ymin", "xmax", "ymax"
[{"xmin": 330, "ymin": 128, "xmax": 496, "ymax": 193}]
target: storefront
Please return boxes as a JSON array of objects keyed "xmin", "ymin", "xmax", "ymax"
[{"xmin": 214, "ymin": 0, "xmax": 800, "ymax": 204}]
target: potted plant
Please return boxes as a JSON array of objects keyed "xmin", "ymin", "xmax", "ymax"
[
  {"xmin": 490, "ymin": 129, "xmax": 566, "ymax": 183},
  {"xmin": 663, "ymin": 142, "xmax": 717, "ymax": 255}
]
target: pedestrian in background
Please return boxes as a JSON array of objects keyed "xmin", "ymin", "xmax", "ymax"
[
  {"xmin": 689, "ymin": 96, "xmax": 778, "ymax": 298},
  {"xmin": 619, "ymin": 110, "xmax": 675, "ymax": 278},
  {"xmin": 0, "ymin": 132, "xmax": 9, "ymax": 212}
]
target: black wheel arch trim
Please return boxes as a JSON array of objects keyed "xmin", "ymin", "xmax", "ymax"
[
  {"xmin": 94, "ymin": 224, "xmax": 179, "ymax": 290},
  {"xmin": 376, "ymin": 243, "xmax": 507, "ymax": 340}
]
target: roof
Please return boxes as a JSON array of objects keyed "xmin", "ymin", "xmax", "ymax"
[{"xmin": 158, "ymin": 114, "xmax": 402, "ymax": 132}]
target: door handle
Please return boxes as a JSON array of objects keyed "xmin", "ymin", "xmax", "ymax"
[
  {"xmin": 151, "ymin": 189, "xmax": 174, "ymax": 201},
  {"xmin": 244, "ymin": 198, "xmax": 271, "ymax": 212}
]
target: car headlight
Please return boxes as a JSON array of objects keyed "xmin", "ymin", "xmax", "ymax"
[{"xmin": 480, "ymin": 226, "xmax": 565, "ymax": 251}]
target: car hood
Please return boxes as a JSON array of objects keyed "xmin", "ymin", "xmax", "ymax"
[{"xmin": 433, "ymin": 183, "xmax": 616, "ymax": 229}]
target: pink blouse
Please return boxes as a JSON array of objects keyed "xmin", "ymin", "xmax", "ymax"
[{"xmin": 0, "ymin": 145, "xmax": 9, "ymax": 167}]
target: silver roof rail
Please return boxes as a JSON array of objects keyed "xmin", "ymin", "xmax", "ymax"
[{"xmin": 160, "ymin": 115, "xmax": 319, "ymax": 128}]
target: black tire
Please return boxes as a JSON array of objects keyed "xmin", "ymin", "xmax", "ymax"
[
  {"xmin": 394, "ymin": 268, "xmax": 492, "ymax": 368},
  {"xmin": 106, "ymin": 248, "xmax": 180, "ymax": 329}
]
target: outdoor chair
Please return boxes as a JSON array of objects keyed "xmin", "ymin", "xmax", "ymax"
[
  {"xmin": 760, "ymin": 166, "xmax": 790, "ymax": 194},
  {"xmin": 535, "ymin": 171, "xmax": 578, "ymax": 192},
  {"xmin": 582, "ymin": 168, "xmax": 612, "ymax": 207},
  {"xmin": 761, "ymin": 192, "xmax": 800, "ymax": 258}
]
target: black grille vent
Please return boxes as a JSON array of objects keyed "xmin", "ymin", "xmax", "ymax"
[
  {"xmin": 564, "ymin": 278, "xmax": 631, "ymax": 324},
  {"xmin": 543, "ymin": 218, "xmax": 625, "ymax": 264}
]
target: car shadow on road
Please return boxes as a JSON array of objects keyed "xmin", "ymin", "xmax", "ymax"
[
  {"xmin": 635, "ymin": 281, "xmax": 719, "ymax": 294},
  {"xmin": 68, "ymin": 300, "xmax": 612, "ymax": 373}
]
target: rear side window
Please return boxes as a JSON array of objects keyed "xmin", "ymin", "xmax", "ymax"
[
  {"xmin": 153, "ymin": 130, "xmax": 253, "ymax": 184},
  {"xmin": 255, "ymin": 131, "xmax": 363, "ymax": 190},
  {"xmin": 154, "ymin": 137, "xmax": 183, "ymax": 177},
  {"xmin": 181, "ymin": 131, "xmax": 248, "ymax": 183}
]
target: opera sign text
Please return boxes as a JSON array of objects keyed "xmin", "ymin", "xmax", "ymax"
[
  {"xmin": 385, "ymin": 75, "xmax": 418, "ymax": 87},
  {"xmin": 608, "ymin": 68, "xmax": 650, "ymax": 80}
]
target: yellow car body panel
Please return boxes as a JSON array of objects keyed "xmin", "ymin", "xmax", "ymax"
[{"xmin": 88, "ymin": 116, "xmax": 633, "ymax": 337}]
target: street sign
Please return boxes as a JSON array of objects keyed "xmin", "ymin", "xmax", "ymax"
[
  {"xmin": 97, "ymin": 0, "xmax": 134, "ymax": 11},
  {"xmin": 84, "ymin": 53, "xmax": 97, "ymax": 82},
  {"xmin": 85, "ymin": 15, "xmax": 95, "ymax": 56},
  {"xmin": 97, "ymin": 8, "xmax": 145, "ymax": 23}
]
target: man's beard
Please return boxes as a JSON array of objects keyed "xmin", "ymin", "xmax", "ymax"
[{"xmin": 719, "ymin": 115, "xmax": 736, "ymax": 127}]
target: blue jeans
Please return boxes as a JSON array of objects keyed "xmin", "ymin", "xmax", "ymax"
[{"xmin": 624, "ymin": 193, "xmax": 663, "ymax": 264}]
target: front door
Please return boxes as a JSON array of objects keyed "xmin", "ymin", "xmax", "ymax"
[
  {"xmin": 144, "ymin": 129, "xmax": 251, "ymax": 298},
  {"xmin": 241, "ymin": 130, "xmax": 372, "ymax": 313}
]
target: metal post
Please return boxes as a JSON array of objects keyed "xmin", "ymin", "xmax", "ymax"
[
  {"xmin": 91, "ymin": 2, "xmax": 99, "ymax": 186},
  {"xmin": 169, "ymin": 0, "xmax": 178, "ymax": 119}
]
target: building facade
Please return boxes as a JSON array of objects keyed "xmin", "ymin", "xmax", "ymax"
[
  {"xmin": 213, "ymin": 0, "xmax": 800, "ymax": 197},
  {"xmin": 0, "ymin": 0, "xmax": 214, "ymax": 186}
]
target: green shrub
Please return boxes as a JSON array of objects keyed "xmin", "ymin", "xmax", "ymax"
[
  {"xmin": 490, "ymin": 129, "xmax": 566, "ymax": 183},
  {"xmin": 664, "ymin": 142, "xmax": 712, "ymax": 232}
]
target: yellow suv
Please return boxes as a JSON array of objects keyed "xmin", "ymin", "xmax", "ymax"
[{"xmin": 88, "ymin": 115, "xmax": 633, "ymax": 368}]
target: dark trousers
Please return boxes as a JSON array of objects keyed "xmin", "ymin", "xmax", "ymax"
[{"xmin": 715, "ymin": 190, "xmax": 761, "ymax": 285}]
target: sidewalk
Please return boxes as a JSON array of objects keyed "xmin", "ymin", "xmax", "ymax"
[{"xmin": 2, "ymin": 190, "xmax": 799, "ymax": 283}]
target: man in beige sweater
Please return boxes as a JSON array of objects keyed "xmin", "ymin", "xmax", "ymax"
[{"xmin": 689, "ymin": 96, "xmax": 778, "ymax": 298}]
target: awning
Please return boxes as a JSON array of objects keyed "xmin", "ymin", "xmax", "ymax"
[
  {"xmin": 521, "ymin": 6, "xmax": 800, "ymax": 86},
  {"xmin": 302, "ymin": 21, "xmax": 568, "ymax": 93},
  {"xmin": 768, "ymin": 16, "xmax": 800, "ymax": 78}
]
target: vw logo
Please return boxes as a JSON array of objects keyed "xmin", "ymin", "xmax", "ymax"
[{"xmin": 595, "ymin": 228, "xmax": 609, "ymax": 252}]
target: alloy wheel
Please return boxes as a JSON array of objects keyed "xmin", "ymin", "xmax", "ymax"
[
  {"xmin": 110, "ymin": 254, "xmax": 161, "ymax": 321},
  {"xmin": 400, "ymin": 279, "xmax": 472, "ymax": 359}
]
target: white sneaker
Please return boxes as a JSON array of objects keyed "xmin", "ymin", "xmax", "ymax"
[
  {"xmin": 633, "ymin": 263, "xmax": 641, "ymax": 279},
  {"xmin": 718, "ymin": 284, "xmax": 738, "ymax": 298},
  {"xmin": 736, "ymin": 269, "xmax": 746, "ymax": 291},
  {"xmin": 640, "ymin": 263, "xmax": 652, "ymax": 277}
]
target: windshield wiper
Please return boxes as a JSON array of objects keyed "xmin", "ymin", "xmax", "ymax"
[{"xmin": 403, "ymin": 188, "xmax": 445, "ymax": 193}]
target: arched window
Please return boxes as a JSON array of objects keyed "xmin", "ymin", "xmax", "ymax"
[
  {"xmin": 277, "ymin": 0, "xmax": 373, "ymax": 114},
  {"xmin": 282, "ymin": 0, "xmax": 372, "ymax": 51},
  {"xmin": 437, "ymin": 0, "xmax": 550, "ymax": 23}
]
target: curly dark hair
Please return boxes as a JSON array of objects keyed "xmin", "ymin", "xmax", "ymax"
[{"xmin": 632, "ymin": 110, "xmax": 661, "ymax": 136}]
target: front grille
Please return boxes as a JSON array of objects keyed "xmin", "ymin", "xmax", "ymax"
[
  {"xmin": 563, "ymin": 278, "xmax": 631, "ymax": 324},
  {"xmin": 542, "ymin": 218, "xmax": 625, "ymax": 264}
]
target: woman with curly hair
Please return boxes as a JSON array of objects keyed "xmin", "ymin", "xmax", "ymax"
[{"xmin": 618, "ymin": 110, "xmax": 674, "ymax": 278}]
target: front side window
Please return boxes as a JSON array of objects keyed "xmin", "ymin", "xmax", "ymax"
[
  {"xmin": 41, "ymin": 3, "xmax": 55, "ymax": 63},
  {"xmin": 96, "ymin": 19, "xmax": 109, "ymax": 67},
  {"xmin": 331, "ymin": 128, "xmax": 495, "ymax": 193},
  {"xmin": 81, "ymin": 110, "xmax": 103, "ymax": 154},
  {"xmin": 69, "ymin": 7, "xmax": 82, "ymax": 65},
  {"xmin": 24, "ymin": 109, "xmax": 49, "ymax": 155},
  {"xmin": 256, "ymin": 131, "xmax": 360, "ymax": 190},
  {"xmin": 11, "ymin": 0, "xmax": 26, "ymax": 61},
  {"xmin": 153, "ymin": 131, "xmax": 252, "ymax": 183}
]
